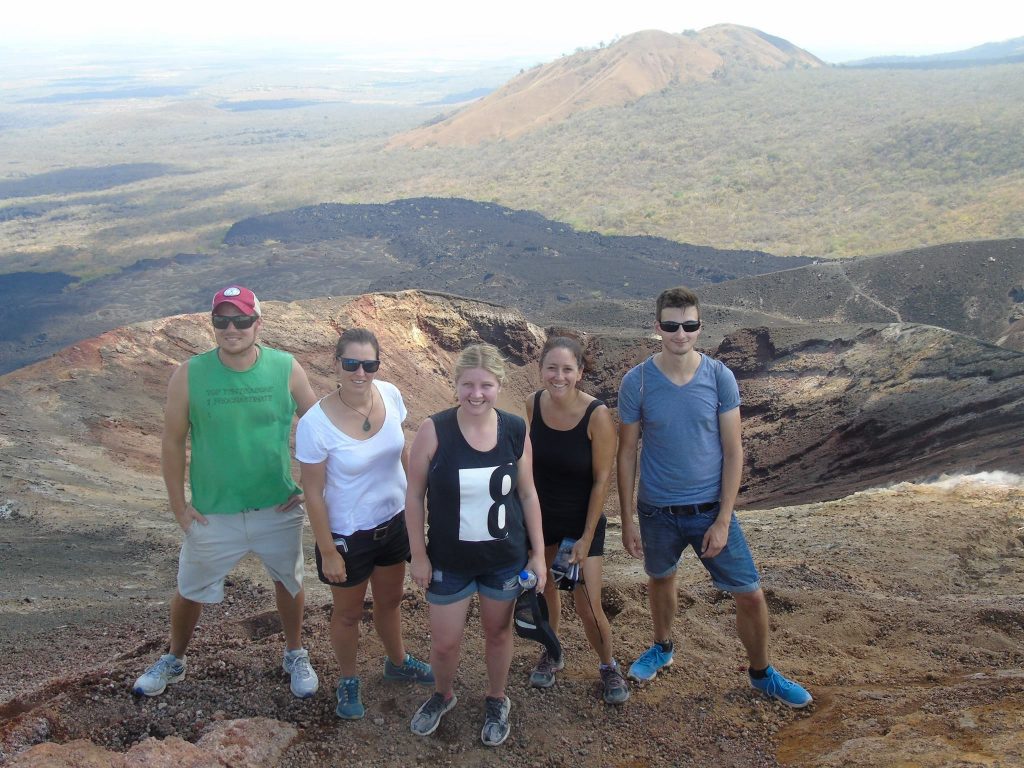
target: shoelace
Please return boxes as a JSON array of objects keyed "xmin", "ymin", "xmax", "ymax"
[
  {"xmin": 340, "ymin": 678, "xmax": 359, "ymax": 701},
  {"xmin": 484, "ymin": 698, "xmax": 505, "ymax": 721},
  {"xmin": 602, "ymin": 666, "xmax": 625, "ymax": 684},
  {"xmin": 291, "ymin": 655, "xmax": 314, "ymax": 679},
  {"xmin": 150, "ymin": 657, "xmax": 179, "ymax": 676},
  {"xmin": 535, "ymin": 652, "xmax": 556, "ymax": 673},
  {"xmin": 404, "ymin": 656, "xmax": 429, "ymax": 674},
  {"xmin": 419, "ymin": 693, "xmax": 447, "ymax": 717}
]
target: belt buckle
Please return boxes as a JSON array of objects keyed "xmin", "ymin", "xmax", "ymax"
[{"xmin": 372, "ymin": 524, "xmax": 389, "ymax": 541}]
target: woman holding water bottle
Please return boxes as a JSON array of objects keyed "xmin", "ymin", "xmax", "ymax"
[
  {"xmin": 406, "ymin": 343, "xmax": 547, "ymax": 747},
  {"xmin": 525, "ymin": 333, "xmax": 629, "ymax": 704}
]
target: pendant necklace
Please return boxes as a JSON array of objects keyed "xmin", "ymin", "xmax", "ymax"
[{"xmin": 338, "ymin": 387, "xmax": 373, "ymax": 432}]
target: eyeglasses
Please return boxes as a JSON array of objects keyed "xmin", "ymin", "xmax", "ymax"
[
  {"xmin": 212, "ymin": 314, "xmax": 259, "ymax": 330},
  {"xmin": 338, "ymin": 358, "xmax": 380, "ymax": 373},
  {"xmin": 658, "ymin": 320, "xmax": 702, "ymax": 333}
]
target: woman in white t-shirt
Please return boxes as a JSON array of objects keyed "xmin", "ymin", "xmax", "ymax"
[{"xmin": 296, "ymin": 328, "xmax": 433, "ymax": 721}]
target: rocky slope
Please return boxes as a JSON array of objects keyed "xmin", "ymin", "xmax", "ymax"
[{"xmin": 2, "ymin": 290, "xmax": 1023, "ymax": 766}]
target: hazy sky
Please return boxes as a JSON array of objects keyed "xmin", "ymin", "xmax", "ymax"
[{"xmin": 5, "ymin": 0, "xmax": 1023, "ymax": 63}]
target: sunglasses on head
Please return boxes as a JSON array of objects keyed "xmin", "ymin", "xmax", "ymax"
[
  {"xmin": 211, "ymin": 314, "xmax": 259, "ymax": 330},
  {"xmin": 658, "ymin": 319, "xmax": 702, "ymax": 333},
  {"xmin": 338, "ymin": 357, "xmax": 380, "ymax": 373}
]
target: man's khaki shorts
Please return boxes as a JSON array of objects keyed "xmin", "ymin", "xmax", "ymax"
[{"xmin": 177, "ymin": 505, "xmax": 304, "ymax": 603}]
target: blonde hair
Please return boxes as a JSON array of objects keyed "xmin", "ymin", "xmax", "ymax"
[{"xmin": 454, "ymin": 343, "xmax": 506, "ymax": 386}]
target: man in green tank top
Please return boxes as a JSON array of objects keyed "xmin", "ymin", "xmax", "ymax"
[{"xmin": 133, "ymin": 286, "xmax": 321, "ymax": 700}]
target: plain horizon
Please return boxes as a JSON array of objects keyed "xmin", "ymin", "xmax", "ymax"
[{"xmin": 3, "ymin": 1, "xmax": 1023, "ymax": 65}]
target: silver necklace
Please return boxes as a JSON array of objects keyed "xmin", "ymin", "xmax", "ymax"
[{"xmin": 338, "ymin": 387, "xmax": 373, "ymax": 432}]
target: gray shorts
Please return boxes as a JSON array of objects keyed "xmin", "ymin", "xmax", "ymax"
[{"xmin": 177, "ymin": 504, "xmax": 305, "ymax": 603}]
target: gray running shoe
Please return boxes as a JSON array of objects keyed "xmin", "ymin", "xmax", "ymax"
[
  {"xmin": 283, "ymin": 648, "xmax": 319, "ymax": 698},
  {"xmin": 480, "ymin": 696, "xmax": 511, "ymax": 747},
  {"xmin": 600, "ymin": 661, "xmax": 631, "ymax": 704},
  {"xmin": 529, "ymin": 649, "xmax": 565, "ymax": 688},
  {"xmin": 133, "ymin": 654, "xmax": 186, "ymax": 697},
  {"xmin": 411, "ymin": 692, "xmax": 457, "ymax": 736}
]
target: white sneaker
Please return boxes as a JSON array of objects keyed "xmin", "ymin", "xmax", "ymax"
[
  {"xmin": 283, "ymin": 648, "xmax": 319, "ymax": 698},
  {"xmin": 133, "ymin": 654, "xmax": 186, "ymax": 697}
]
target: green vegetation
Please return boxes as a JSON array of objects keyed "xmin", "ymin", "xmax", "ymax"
[{"xmin": 1, "ymin": 61, "xmax": 1022, "ymax": 277}]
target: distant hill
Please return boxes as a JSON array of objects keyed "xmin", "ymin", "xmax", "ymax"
[
  {"xmin": 390, "ymin": 25, "xmax": 823, "ymax": 147},
  {"xmin": 846, "ymin": 36, "xmax": 1024, "ymax": 67}
]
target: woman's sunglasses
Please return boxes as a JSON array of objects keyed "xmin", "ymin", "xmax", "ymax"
[
  {"xmin": 211, "ymin": 314, "xmax": 259, "ymax": 330},
  {"xmin": 658, "ymin": 320, "xmax": 702, "ymax": 333},
  {"xmin": 338, "ymin": 358, "xmax": 381, "ymax": 373}
]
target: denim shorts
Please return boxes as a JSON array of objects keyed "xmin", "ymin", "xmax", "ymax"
[
  {"xmin": 637, "ymin": 500, "xmax": 760, "ymax": 593},
  {"xmin": 426, "ymin": 562, "xmax": 524, "ymax": 605}
]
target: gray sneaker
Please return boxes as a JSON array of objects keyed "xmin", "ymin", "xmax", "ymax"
[
  {"xmin": 480, "ymin": 696, "xmax": 511, "ymax": 747},
  {"xmin": 529, "ymin": 649, "xmax": 564, "ymax": 688},
  {"xmin": 283, "ymin": 648, "xmax": 319, "ymax": 698},
  {"xmin": 133, "ymin": 654, "xmax": 186, "ymax": 697},
  {"xmin": 411, "ymin": 692, "xmax": 457, "ymax": 736},
  {"xmin": 600, "ymin": 661, "xmax": 630, "ymax": 704}
]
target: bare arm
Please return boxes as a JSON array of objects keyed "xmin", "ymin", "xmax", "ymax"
[
  {"xmin": 616, "ymin": 419, "xmax": 643, "ymax": 559},
  {"xmin": 161, "ymin": 361, "xmax": 205, "ymax": 531},
  {"xmin": 289, "ymin": 359, "xmax": 317, "ymax": 417},
  {"xmin": 701, "ymin": 407, "xmax": 744, "ymax": 559},
  {"xmin": 404, "ymin": 418, "xmax": 436, "ymax": 589},
  {"xmin": 573, "ymin": 405, "xmax": 615, "ymax": 563},
  {"xmin": 517, "ymin": 432, "xmax": 548, "ymax": 593},
  {"xmin": 300, "ymin": 459, "xmax": 347, "ymax": 583}
]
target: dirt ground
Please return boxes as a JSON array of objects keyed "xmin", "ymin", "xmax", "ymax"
[{"xmin": 2, "ymin": 471, "xmax": 1023, "ymax": 767}]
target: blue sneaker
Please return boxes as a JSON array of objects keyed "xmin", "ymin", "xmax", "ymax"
[
  {"xmin": 749, "ymin": 666, "xmax": 813, "ymax": 708},
  {"xmin": 627, "ymin": 643, "xmax": 674, "ymax": 682},
  {"xmin": 133, "ymin": 654, "xmax": 186, "ymax": 697},
  {"xmin": 335, "ymin": 676, "xmax": 365, "ymax": 720},
  {"xmin": 383, "ymin": 653, "xmax": 435, "ymax": 684}
]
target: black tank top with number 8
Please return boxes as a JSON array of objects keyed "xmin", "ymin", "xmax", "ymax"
[{"xmin": 426, "ymin": 407, "xmax": 527, "ymax": 573}]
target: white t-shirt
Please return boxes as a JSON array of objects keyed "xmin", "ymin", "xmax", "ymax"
[{"xmin": 295, "ymin": 380, "xmax": 408, "ymax": 535}]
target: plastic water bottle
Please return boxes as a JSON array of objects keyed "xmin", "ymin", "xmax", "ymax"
[{"xmin": 518, "ymin": 569, "xmax": 538, "ymax": 589}]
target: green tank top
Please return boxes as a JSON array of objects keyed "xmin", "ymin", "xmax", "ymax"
[{"xmin": 187, "ymin": 345, "xmax": 300, "ymax": 514}]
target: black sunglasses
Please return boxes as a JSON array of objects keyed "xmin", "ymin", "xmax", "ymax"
[
  {"xmin": 338, "ymin": 358, "xmax": 380, "ymax": 373},
  {"xmin": 658, "ymin": 320, "xmax": 702, "ymax": 333},
  {"xmin": 212, "ymin": 314, "xmax": 259, "ymax": 330}
]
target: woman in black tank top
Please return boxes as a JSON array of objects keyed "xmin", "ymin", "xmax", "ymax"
[
  {"xmin": 405, "ymin": 344, "xmax": 548, "ymax": 746},
  {"xmin": 524, "ymin": 336, "xmax": 630, "ymax": 705}
]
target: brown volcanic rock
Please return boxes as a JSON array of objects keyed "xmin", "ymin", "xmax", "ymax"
[
  {"xmin": 391, "ymin": 26, "xmax": 822, "ymax": 148},
  {"xmin": 720, "ymin": 323, "xmax": 1024, "ymax": 505}
]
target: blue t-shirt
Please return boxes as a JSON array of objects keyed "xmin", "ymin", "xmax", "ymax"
[{"xmin": 618, "ymin": 354, "xmax": 740, "ymax": 506}]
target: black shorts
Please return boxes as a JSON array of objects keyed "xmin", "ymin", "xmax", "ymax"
[
  {"xmin": 314, "ymin": 511, "xmax": 410, "ymax": 588},
  {"xmin": 541, "ymin": 514, "xmax": 606, "ymax": 558}
]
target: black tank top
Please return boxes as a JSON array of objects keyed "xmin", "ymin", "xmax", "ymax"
[
  {"xmin": 426, "ymin": 407, "xmax": 527, "ymax": 573},
  {"xmin": 530, "ymin": 392, "xmax": 602, "ymax": 526}
]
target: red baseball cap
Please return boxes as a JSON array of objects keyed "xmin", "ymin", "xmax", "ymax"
[{"xmin": 212, "ymin": 285, "xmax": 261, "ymax": 316}]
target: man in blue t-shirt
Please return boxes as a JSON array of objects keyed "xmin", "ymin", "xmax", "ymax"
[{"xmin": 616, "ymin": 286, "xmax": 812, "ymax": 708}]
